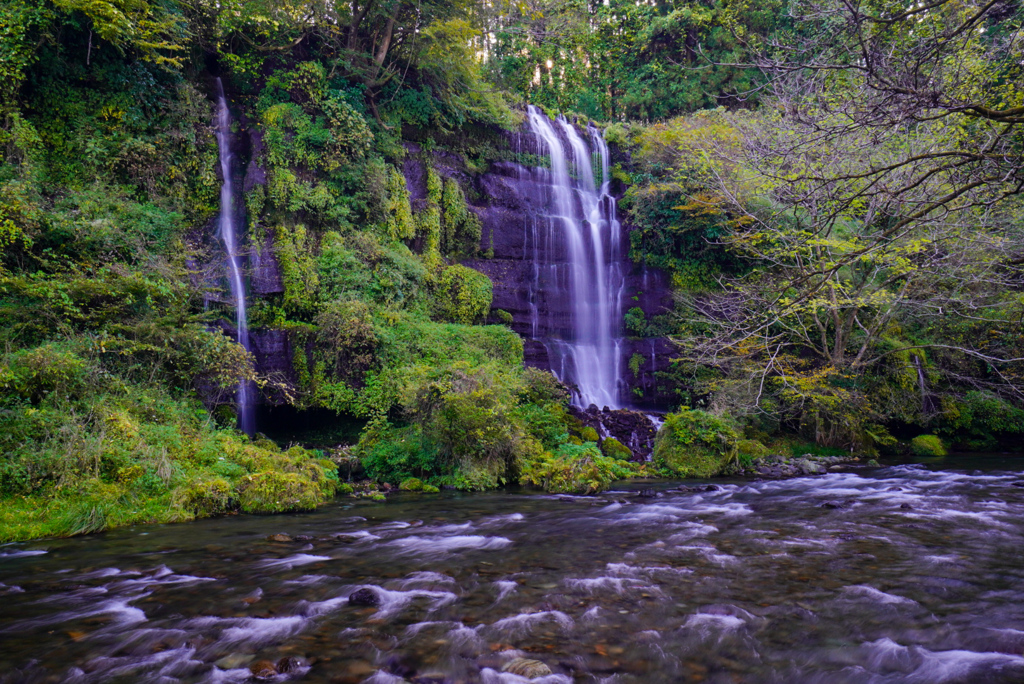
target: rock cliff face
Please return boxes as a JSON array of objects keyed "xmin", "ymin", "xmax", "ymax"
[
  {"xmin": 403, "ymin": 122, "xmax": 677, "ymax": 412},
  {"xmin": 238, "ymin": 115, "xmax": 677, "ymax": 416}
]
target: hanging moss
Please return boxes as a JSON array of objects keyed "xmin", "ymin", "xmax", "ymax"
[
  {"xmin": 273, "ymin": 224, "xmax": 320, "ymax": 318},
  {"xmin": 440, "ymin": 176, "xmax": 481, "ymax": 258},
  {"xmin": 430, "ymin": 264, "xmax": 493, "ymax": 324},
  {"xmin": 420, "ymin": 168, "xmax": 443, "ymax": 273},
  {"xmin": 384, "ymin": 168, "xmax": 416, "ymax": 241}
]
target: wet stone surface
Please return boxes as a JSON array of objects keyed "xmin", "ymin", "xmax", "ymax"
[{"xmin": 3, "ymin": 460, "xmax": 1024, "ymax": 682}]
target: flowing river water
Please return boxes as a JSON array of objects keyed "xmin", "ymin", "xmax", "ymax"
[{"xmin": 3, "ymin": 460, "xmax": 1024, "ymax": 683}]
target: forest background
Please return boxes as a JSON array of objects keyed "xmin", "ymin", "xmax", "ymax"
[{"xmin": 1, "ymin": 0, "xmax": 1022, "ymax": 540}]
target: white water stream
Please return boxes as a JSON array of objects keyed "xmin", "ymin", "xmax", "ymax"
[{"xmin": 214, "ymin": 78, "xmax": 255, "ymax": 436}]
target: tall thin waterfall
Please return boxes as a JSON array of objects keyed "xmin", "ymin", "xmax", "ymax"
[
  {"xmin": 214, "ymin": 78, "xmax": 255, "ymax": 436},
  {"xmin": 525, "ymin": 106, "xmax": 625, "ymax": 409}
]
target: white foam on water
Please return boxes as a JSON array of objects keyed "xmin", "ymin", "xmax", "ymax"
[
  {"xmin": 344, "ymin": 585, "xmax": 458, "ymax": 618},
  {"xmin": 0, "ymin": 582, "xmax": 24, "ymax": 594},
  {"xmin": 494, "ymin": 580, "xmax": 518, "ymax": 601},
  {"xmin": 285, "ymin": 574, "xmax": 332, "ymax": 585},
  {"xmin": 362, "ymin": 671, "xmax": 411, "ymax": 684},
  {"xmin": 479, "ymin": 668, "xmax": 572, "ymax": 684},
  {"xmin": 860, "ymin": 637, "xmax": 1024, "ymax": 682},
  {"xmin": 683, "ymin": 613, "xmax": 746, "ymax": 633},
  {"xmin": 564, "ymin": 576, "xmax": 656, "ymax": 595},
  {"xmin": 486, "ymin": 611, "xmax": 574, "ymax": 638},
  {"xmin": 387, "ymin": 535, "xmax": 513, "ymax": 556},
  {"xmin": 395, "ymin": 571, "xmax": 456, "ymax": 587},
  {"xmin": 582, "ymin": 606, "xmax": 601, "ymax": 620},
  {"xmin": 0, "ymin": 548, "xmax": 47, "ymax": 558},
  {"xmin": 675, "ymin": 543, "xmax": 738, "ymax": 565},
  {"xmin": 256, "ymin": 553, "xmax": 330, "ymax": 570},
  {"xmin": 334, "ymin": 530, "xmax": 381, "ymax": 542},
  {"xmin": 841, "ymin": 585, "xmax": 918, "ymax": 605}
]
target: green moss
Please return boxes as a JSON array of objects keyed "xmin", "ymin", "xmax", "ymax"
[
  {"xmin": 236, "ymin": 471, "xmax": 326, "ymax": 514},
  {"xmin": 736, "ymin": 439, "xmax": 770, "ymax": 462},
  {"xmin": 422, "ymin": 484, "xmax": 440, "ymax": 493},
  {"xmin": 600, "ymin": 437, "xmax": 632, "ymax": 460},
  {"xmin": 652, "ymin": 409, "xmax": 738, "ymax": 478},
  {"xmin": 910, "ymin": 434, "xmax": 947, "ymax": 457},
  {"xmin": 174, "ymin": 477, "xmax": 233, "ymax": 517},
  {"xmin": 337, "ymin": 482, "xmax": 355, "ymax": 495},
  {"xmin": 580, "ymin": 426, "xmax": 600, "ymax": 443},
  {"xmin": 384, "ymin": 167, "xmax": 416, "ymax": 241},
  {"xmin": 400, "ymin": 477, "xmax": 424, "ymax": 491}
]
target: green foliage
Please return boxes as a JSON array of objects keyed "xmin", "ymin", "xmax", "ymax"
[
  {"xmin": 273, "ymin": 224, "xmax": 320, "ymax": 317},
  {"xmin": 653, "ymin": 409, "xmax": 738, "ymax": 478},
  {"xmin": 580, "ymin": 426, "xmax": 600, "ymax": 443},
  {"xmin": 939, "ymin": 392, "xmax": 1024, "ymax": 450},
  {"xmin": 430, "ymin": 264, "xmax": 493, "ymax": 325},
  {"xmin": 910, "ymin": 435, "xmax": 947, "ymax": 457},
  {"xmin": 520, "ymin": 442, "xmax": 637, "ymax": 494}
]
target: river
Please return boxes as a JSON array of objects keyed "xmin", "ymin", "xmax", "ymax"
[{"xmin": 3, "ymin": 459, "xmax": 1024, "ymax": 683}]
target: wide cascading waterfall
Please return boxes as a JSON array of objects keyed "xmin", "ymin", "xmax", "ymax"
[
  {"xmin": 525, "ymin": 106, "xmax": 624, "ymax": 409},
  {"xmin": 214, "ymin": 78, "xmax": 255, "ymax": 436}
]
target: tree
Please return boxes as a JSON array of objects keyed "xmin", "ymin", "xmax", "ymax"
[{"xmin": 667, "ymin": 0, "xmax": 1024, "ymax": 446}]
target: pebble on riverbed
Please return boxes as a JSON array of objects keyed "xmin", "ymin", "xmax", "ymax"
[{"xmin": 501, "ymin": 657, "xmax": 553, "ymax": 678}]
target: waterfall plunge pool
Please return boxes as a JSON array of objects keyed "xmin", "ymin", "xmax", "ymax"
[{"xmin": 3, "ymin": 461, "xmax": 1024, "ymax": 683}]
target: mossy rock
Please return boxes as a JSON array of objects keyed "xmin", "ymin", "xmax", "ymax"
[
  {"xmin": 579, "ymin": 426, "xmax": 600, "ymax": 443},
  {"xmin": 652, "ymin": 409, "xmax": 738, "ymax": 478},
  {"xmin": 421, "ymin": 484, "xmax": 440, "ymax": 493},
  {"xmin": 236, "ymin": 471, "xmax": 326, "ymax": 513},
  {"xmin": 600, "ymin": 437, "xmax": 632, "ymax": 460},
  {"xmin": 911, "ymin": 434, "xmax": 947, "ymax": 457},
  {"xmin": 174, "ymin": 478, "xmax": 233, "ymax": 517},
  {"xmin": 399, "ymin": 477, "xmax": 424, "ymax": 491},
  {"xmin": 736, "ymin": 439, "xmax": 770, "ymax": 461},
  {"xmin": 336, "ymin": 482, "xmax": 355, "ymax": 495}
]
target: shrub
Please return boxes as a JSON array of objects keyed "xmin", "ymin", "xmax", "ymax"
[
  {"xmin": 430, "ymin": 264, "xmax": 492, "ymax": 324},
  {"xmin": 236, "ymin": 471, "xmax": 326, "ymax": 513},
  {"xmin": 600, "ymin": 437, "xmax": 632, "ymax": 460},
  {"xmin": 652, "ymin": 409, "xmax": 738, "ymax": 478},
  {"xmin": 911, "ymin": 434, "xmax": 947, "ymax": 457},
  {"xmin": 521, "ymin": 443, "xmax": 637, "ymax": 494}
]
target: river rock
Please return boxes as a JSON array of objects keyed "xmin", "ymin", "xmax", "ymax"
[
  {"xmin": 348, "ymin": 587, "xmax": 381, "ymax": 607},
  {"xmin": 821, "ymin": 501, "xmax": 844, "ymax": 509},
  {"xmin": 266, "ymin": 533, "xmax": 293, "ymax": 543},
  {"xmin": 502, "ymin": 657, "xmax": 553, "ymax": 678},
  {"xmin": 277, "ymin": 656, "xmax": 301, "ymax": 673},
  {"xmin": 796, "ymin": 458, "xmax": 822, "ymax": 474},
  {"xmin": 249, "ymin": 659, "xmax": 277, "ymax": 679}
]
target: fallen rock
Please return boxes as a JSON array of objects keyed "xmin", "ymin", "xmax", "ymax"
[
  {"xmin": 502, "ymin": 657, "xmax": 553, "ymax": 678},
  {"xmin": 348, "ymin": 587, "xmax": 382, "ymax": 607}
]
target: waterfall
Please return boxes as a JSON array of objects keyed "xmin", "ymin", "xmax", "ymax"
[
  {"xmin": 525, "ymin": 106, "xmax": 625, "ymax": 409},
  {"xmin": 214, "ymin": 78, "xmax": 255, "ymax": 436}
]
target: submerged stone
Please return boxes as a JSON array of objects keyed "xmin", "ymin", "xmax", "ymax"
[
  {"xmin": 348, "ymin": 587, "xmax": 381, "ymax": 607},
  {"xmin": 502, "ymin": 657, "xmax": 553, "ymax": 678},
  {"xmin": 249, "ymin": 659, "xmax": 277, "ymax": 679}
]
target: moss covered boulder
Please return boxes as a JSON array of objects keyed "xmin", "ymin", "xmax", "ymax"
[
  {"xmin": 237, "ymin": 471, "xmax": 327, "ymax": 513},
  {"xmin": 652, "ymin": 409, "xmax": 738, "ymax": 478},
  {"xmin": 911, "ymin": 434, "xmax": 947, "ymax": 457}
]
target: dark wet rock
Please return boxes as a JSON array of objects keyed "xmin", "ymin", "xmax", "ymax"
[
  {"xmin": 637, "ymin": 489, "xmax": 657, "ymax": 498},
  {"xmin": 502, "ymin": 657, "xmax": 553, "ymax": 678},
  {"xmin": 821, "ymin": 501, "xmax": 845, "ymax": 509},
  {"xmin": 703, "ymin": 484, "xmax": 721, "ymax": 492},
  {"xmin": 266, "ymin": 533, "xmax": 293, "ymax": 543},
  {"xmin": 276, "ymin": 657, "xmax": 301, "ymax": 673},
  {"xmin": 412, "ymin": 674, "xmax": 449, "ymax": 684},
  {"xmin": 294, "ymin": 535, "xmax": 314, "ymax": 542},
  {"xmin": 900, "ymin": 503, "xmax": 914, "ymax": 509},
  {"xmin": 348, "ymin": 587, "xmax": 381, "ymax": 607},
  {"xmin": 571, "ymin": 406, "xmax": 659, "ymax": 459},
  {"xmin": 249, "ymin": 659, "xmax": 277, "ymax": 679},
  {"xmin": 1012, "ymin": 481, "xmax": 1024, "ymax": 488}
]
